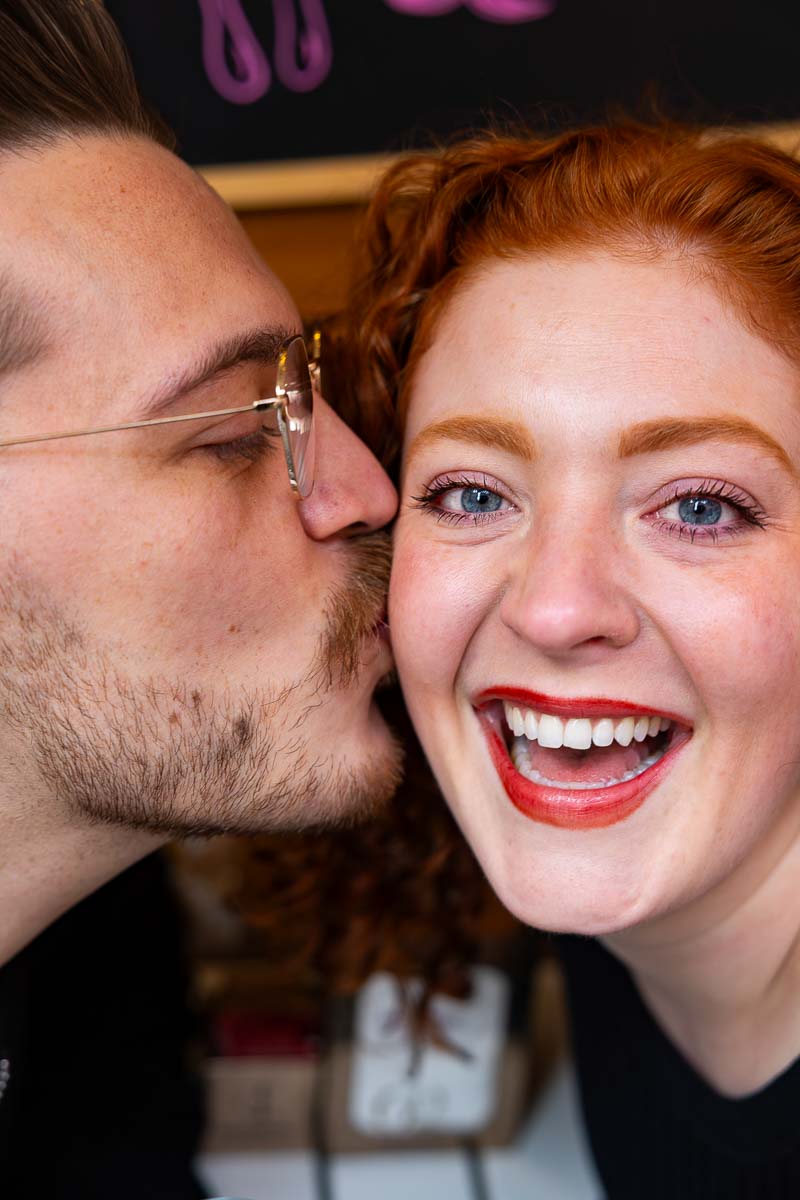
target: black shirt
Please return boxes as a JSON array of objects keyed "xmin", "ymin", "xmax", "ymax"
[
  {"xmin": 559, "ymin": 934, "xmax": 800, "ymax": 1200},
  {"xmin": 0, "ymin": 852, "xmax": 206, "ymax": 1200}
]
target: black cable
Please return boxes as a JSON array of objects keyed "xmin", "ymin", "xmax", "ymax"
[
  {"xmin": 309, "ymin": 1028, "xmax": 334, "ymax": 1200},
  {"xmin": 464, "ymin": 1138, "xmax": 492, "ymax": 1200}
]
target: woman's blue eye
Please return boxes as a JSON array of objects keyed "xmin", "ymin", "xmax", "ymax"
[
  {"xmin": 458, "ymin": 486, "xmax": 503, "ymax": 514},
  {"xmin": 655, "ymin": 483, "xmax": 767, "ymax": 540},
  {"xmin": 412, "ymin": 477, "xmax": 511, "ymax": 525},
  {"xmin": 677, "ymin": 496, "xmax": 723, "ymax": 526}
]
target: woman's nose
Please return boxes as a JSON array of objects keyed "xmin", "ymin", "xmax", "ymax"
[
  {"xmin": 296, "ymin": 396, "xmax": 397, "ymax": 540},
  {"xmin": 499, "ymin": 521, "xmax": 640, "ymax": 659}
]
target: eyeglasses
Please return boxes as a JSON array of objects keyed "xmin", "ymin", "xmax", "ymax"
[{"xmin": 0, "ymin": 332, "xmax": 318, "ymax": 499}]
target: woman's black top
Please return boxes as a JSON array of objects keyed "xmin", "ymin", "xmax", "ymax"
[
  {"xmin": 0, "ymin": 852, "xmax": 206, "ymax": 1200},
  {"xmin": 558, "ymin": 934, "xmax": 800, "ymax": 1200}
]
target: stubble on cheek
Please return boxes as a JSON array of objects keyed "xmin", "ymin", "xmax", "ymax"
[
  {"xmin": 0, "ymin": 538, "xmax": 402, "ymax": 839},
  {"xmin": 0, "ymin": 564, "xmax": 276, "ymax": 826}
]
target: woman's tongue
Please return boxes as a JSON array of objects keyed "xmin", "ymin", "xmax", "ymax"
[{"xmin": 527, "ymin": 739, "xmax": 648, "ymax": 783}]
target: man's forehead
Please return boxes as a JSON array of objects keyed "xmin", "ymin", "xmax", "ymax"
[
  {"xmin": 0, "ymin": 273, "xmax": 51, "ymax": 379},
  {"xmin": 1, "ymin": 135, "xmax": 283, "ymax": 305},
  {"xmin": 0, "ymin": 135, "xmax": 298, "ymax": 413}
]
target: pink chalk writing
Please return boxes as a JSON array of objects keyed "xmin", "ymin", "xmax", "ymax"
[
  {"xmin": 200, "ymin": 0, "xmax": 554, "ymax": 106},
  {"xmin": 273, "ymin": 0, "xmax": 333, "ymax": 93},
  {"xmin": 199, "ymin": 0, "xmax": 271, "ymax": 105},
  {"xmin": 200, "ymin": 0, "xmax": 333, "ymax": 105},
  {"xmin": 384, "ymin": 0, "xmax": 555, "ymax": 20}
]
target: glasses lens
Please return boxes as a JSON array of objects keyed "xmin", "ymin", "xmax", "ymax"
[{"xmin": 278, "ymin": 336, "xmax": 316, "ymax": 498}]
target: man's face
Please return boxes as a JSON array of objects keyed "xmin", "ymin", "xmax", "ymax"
[{"xmin": 0, "ymin": 135, "xmax": 400, "ymax": 836}]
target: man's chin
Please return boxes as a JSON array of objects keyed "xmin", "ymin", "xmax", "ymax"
[
  {"xmin": 306, "ymin": 711, "xmax": 405, "ymax": 832},
  {"xmin": 151, "ymin": 714, "xmax": 403, "ymax": 840}
]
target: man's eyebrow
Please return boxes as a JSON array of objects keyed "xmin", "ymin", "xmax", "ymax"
[
  {"xmin": 618, "ymin": 415, "xmax": 796, "ymax": 476},
  {"xmin": 0, "ymin": 275, "xmax": 50, "ymax": 378},
  {"xmin": 405, "ymin": 415, "xmax": 537, "ymax": 470},
  {"xmin": 134, "ymin": 323, "xmax": 297, "ymax": 420}
]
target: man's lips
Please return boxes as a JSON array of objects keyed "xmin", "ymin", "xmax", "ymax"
[{"xmin": 475, "ymin": 690, "xmax": 692, "ymax": 830}]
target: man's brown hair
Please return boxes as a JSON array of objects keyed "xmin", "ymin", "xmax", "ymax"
[
  {"xmin": 0, "ymin": 0, "xmax": 171, "ymax": 153},
  {"xmin": 0, "ymin": 1, "xmax": 173, "ymax": 384}
]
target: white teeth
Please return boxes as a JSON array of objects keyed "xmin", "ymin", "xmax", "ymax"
[
  {"xmin": 564, "ymin": 718, "xmax": 592, "ymax": 750},
  {"xmin": 633, "ymin": 716, "xmax": 650, "ymax": 743},
  {"xmin": 592, "ymin": 718, "xmax": 615, "ymax": 747},
  {"xmin": 502, "ymin": 700, "xmax": 675, "ymax": 748},
  {"xmin": 524, "ymin": 710, "xmax": 538, "ymax": 741},
  {"xmin": 538, "ymin": 714, "xmax": 564, "ymax": 748}
]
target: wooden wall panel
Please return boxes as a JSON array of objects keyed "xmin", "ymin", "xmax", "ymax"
[{"xmin": 238, "ymin": 205, "xmax": 365, "ymax": 322}]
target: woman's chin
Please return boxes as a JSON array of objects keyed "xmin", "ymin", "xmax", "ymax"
[
  {"xmin": 442, "ymin": 772, "xmax": 667, "ymax": 936},
  {"xmin": 480, "ymin": 860, "xmax": 656, "ymax": 937},
  {"xmin": 427, "ymin": 713, "xmax": 695, "ymax": 937}
]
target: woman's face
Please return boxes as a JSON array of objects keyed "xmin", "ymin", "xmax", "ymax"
[{"xmin": 391, "ymin": 251, "xmax": 800, "ymax": 934}]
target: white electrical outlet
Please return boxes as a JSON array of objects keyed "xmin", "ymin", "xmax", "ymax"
[{"xmin": 348, "ymin": 966, "xmax": 510, "ymax": 1136}]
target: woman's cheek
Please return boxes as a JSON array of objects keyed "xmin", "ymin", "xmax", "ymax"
[
  {"xmin": 390, "ymin": 536, "xmax": 493, "ymax": 693},
  {"xmin": 661, "ymin": 559, "xmax": 800, "ymax": 726}
]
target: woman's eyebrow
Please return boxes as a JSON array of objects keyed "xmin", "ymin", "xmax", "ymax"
[
  {"xmin": 618, "ymin": 416, "xmax": 796, "ymax": 476},
  {"xmin": 405, "ymin": 415, "xmax": 537, "ymax": 469}
]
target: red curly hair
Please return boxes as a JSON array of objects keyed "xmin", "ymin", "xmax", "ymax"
[
  {"xmin": 225, "ymin": 121, "xmax": 800, "ymax": 996},
  {"xmin": 336, "ymin": 121, "xmax": 800, "ymax": 463}
]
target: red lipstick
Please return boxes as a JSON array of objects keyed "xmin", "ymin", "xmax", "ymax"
[
  {"xmin": 475, "ymin": 686, "xmax": 687, "ymax": 723},
  {"xmin": 476, "ymin": 690, "xmax": 691, "ymax": 831}
]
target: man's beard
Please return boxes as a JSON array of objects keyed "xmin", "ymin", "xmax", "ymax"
[{"xmin": 0, "ymin": 534, "xmax": 402, "ymax": 838}]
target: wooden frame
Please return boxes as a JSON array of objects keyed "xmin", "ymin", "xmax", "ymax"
[
  {"xmin": 199, "ymin": 122, "xmax": 800, "ymax": 212},
  {"xmin": 754, "ymin": 120, "xmax": 800, "ymax": 157},
  {"xmin": 199, "ymin": 151, "xmax": 402, "ymax": 211}
]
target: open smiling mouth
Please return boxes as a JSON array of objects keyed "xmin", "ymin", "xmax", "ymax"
[{"xmin": 476, "ymin": 690, "xmax": 692, "ymax": 830}]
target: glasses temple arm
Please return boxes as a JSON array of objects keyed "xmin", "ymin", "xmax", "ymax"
[{"xmin": 0, "ymin": 398, "xmax": 284, "ymax": 449}]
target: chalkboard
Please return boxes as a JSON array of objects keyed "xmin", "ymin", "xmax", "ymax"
[{"xmin": 105, "ymin": 1, "xmax": 800, "ymax": 207}]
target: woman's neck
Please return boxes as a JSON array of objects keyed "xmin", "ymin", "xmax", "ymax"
[{"xmin": 603, "ymin": 812, "xmax": 800, "ymax": 1098}]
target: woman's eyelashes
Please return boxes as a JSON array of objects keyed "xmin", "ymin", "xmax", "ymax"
[
  {"xmin": 646, "ymin": 479, "xmax": 769, "ymax": 544},
  {"xmin": 411, "ymin": 471, "xmax": 769, "ymax": 542},
  {"xmin": 411, "ymin": 473, "xmax": 514, "ymax": 526}
]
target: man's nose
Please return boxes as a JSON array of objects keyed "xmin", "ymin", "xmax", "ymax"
[
  {"xmin": 499, "ymin": 518, "xmax": 641, "ymax": 659},
  {"xmin": 296, "ymin": 395, "xmax": 397, "ymax": 539}
]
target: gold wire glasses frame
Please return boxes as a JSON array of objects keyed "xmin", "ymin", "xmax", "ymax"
[{"xmin": 0, "ymin": 331, "xmax": 320, "ymax": 500}]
